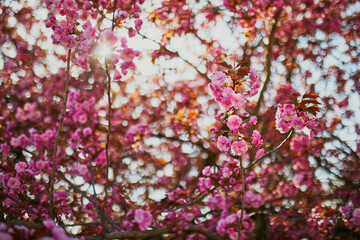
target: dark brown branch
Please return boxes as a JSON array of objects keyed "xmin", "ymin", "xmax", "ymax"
[
  {"xmin": 111, "ymin": 0, "xmax": 118, "ymax": 31},
  {"xmin": 101, "ymin": 2, "xmax": 118, "ymax": 231},
  {"xmin": 254, "ymin": 10, "xmax": 282, "ymax": 114},
  {"xmin": 87, "ymin": 163, "xmax": 104, "ymax": 227},
  {"xmin": 238, "ymin": 158, "xmax": 246, "ymax": 240},
  {"xmin": 84, "ymin": 225, "xmax": 222, "ymax": 240},
  {"xmin": 102, "ymin": 61, "xmax": 112, "ymax": 233},
  {"xmin": 162, "ymin": 193, "xmax": 207, "ymax": 213},
  {"xmin": 57, "ymin": 170, "xmax": 111, "ymax": 233},
  {"xmin": 246, "ymin": 129, "xmax": 293, "ymax": 170},
  {"xmin": 50, "ymin": 48, "xmax": 71, "ymax": 220}
]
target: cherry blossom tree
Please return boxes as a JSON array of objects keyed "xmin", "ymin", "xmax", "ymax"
[{"xmin": 0, "ymin": 0, "xmax": 359, "ymax": 239}]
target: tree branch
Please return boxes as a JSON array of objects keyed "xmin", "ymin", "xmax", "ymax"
[
  {"xmin": 102, "ymin": 62, "xmax": 112, "ymax": 233},
  {"xmin": 135, "ymin": 30, "xmax": 210, "ymax": 81},
  {"xmin": 254, "ymin": 10, "xmax": 282, "ymax": 114},
  {"xmin": 84, "ymin": 225, "xmax": 222, "ymax": 240},
  {"xmin": 238, "ymin": 158, "xmax": 246, "ymax": 240},
  {"xmin": 246, "ymin": 129, "xmax": 293, "ymax": 170},
  {"xmin": 87, "ymin": 163, "xmax": 105, "ymax": 228},
  {"xmin": 50, "ymin": 48, "xmax": 71, "ymax": 220}
]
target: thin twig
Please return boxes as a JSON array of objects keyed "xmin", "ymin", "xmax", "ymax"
[
  {"xmin": 238, "ymin": 158, "xmax": 245, "ymax": 240},
  {"xmin": 112, "ymin": 0, "xmax": 118, "ymax": 31},
  {"xmin": 102, "ymin": 61, "xmax": 112, "ymax": 233},
  {"xmin": 254, "ymin": 10, "xmax": 282, "ymax": 114},
  {"xmin": 162, "ymin": 193, "xmax": 207, "ymax": 213},
  {"xmin": 134, "ymin": 30, "xmax": 210, "ymax": 81},
  {"xmin": 49, "ymin": 49, "xmax": 71, "ymax": 220},
  {"xmin": 100, "ymin": 2, "xmax": 117, "ymax": 232},
  {"xmin": 246, "ymin": 129, "xmax": 294, "ymax": 170},
  {"xmin": 87, "ymin": 163, "xmax": 104, "ymax": 225}
]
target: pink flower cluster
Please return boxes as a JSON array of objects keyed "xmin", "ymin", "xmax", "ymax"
[
  {"xmin": 0, "ymin": 221, "xmax": 75, "ymax": 240},
  {"xmin": 45, "ymin": 0, "xmax": 79, "ymax": 48},
  {"xmin": 209, "ymin": 71, "xmax": 248, "ymax": 111},
  {"xmin": 275, "ymin": 103, "xmax": 319, "ymax": 134},
  {"xmin": 209, "ymin": 68, "xmax": 264, "ymax": 161},
  {"xmin": 341, "ymin": 205, "xmax": 360, "ymax": 228},
  {"xmin": 245, "ymin": 190, "xmax": 264, "ymax": 208},
  {"xmin": 216, "ymin": 211, "xmax": 252, "ymax": 239},
  {"xmin": 77, "ymin": 20, "xmax": 97, "ymax": 71},
  {"xmin": 134, "ymin": 209, "xmax": 153, "ymax": 231},
  {"xmin": 124, "ymin": 124, "xmax": 152, "ymax": 147},
  {"xmin": 215, "ymin": 129, "xmax": 263, "ymax": 158},
  {"xmin": 43, "ymin": 220, "xmax": 76, "ymax": 240},
  {"xmin": 293, "ymin": 171, "xmax": 312, "ymax": 188},
  {"xmin": 15, "ymin": 102, "xmax": 41, "ymax": 122}
]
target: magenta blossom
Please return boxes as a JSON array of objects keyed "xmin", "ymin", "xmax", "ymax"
[
  {"xmin": 7, "ymin": 177, "xmax": 20, "ymax": 189},
  {"xmin": 227, "ymin": 115, "xmax": 242, "ymax": 130},
  {"xmin": 231, "ymin": 140, "xmax": 248, "ymax": 156},
  {"xmin": 217, "ymin": 136, "xmax": 231, "ymax": 152},
  {"xmin": 211, "ymin": 71, "xmax": 226, "ymax": 86},
  {"xmin": 134, "ymin": 209, "xmax": 153, "ymax": 232}
]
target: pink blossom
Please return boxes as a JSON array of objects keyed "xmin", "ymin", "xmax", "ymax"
[
  {"xmin": 204, "ymin": 177, "xmax": 212, "ymax": 188},
  {"xmin": 113, "ymin": 71, "xmax": 122, "ymax": 81},
  {"xmin": 10, "ymin": 137, "xmax": 21, "ymax": 147},
  {"xmin": 7, "ymin": 177, "xmax": 20, "ymax": 189},
  {"xmin": 63, "ymin": 0, "xmax": 77, "ymax": 11},
  {"xmin": 15, "ymin": 162, "xmax": 27, "ymax": 173},
  {"xmin": 83, "ymin": 127, "xmax": 92, "ymax": 137},
  {"xmin": 118, "ymin": 10, "xmax": 129, "ymax": 20},
  {"xmin": 248, "ymin": 89, "xmax": 258, "ymax": 97},
  {"xmin": 211, "ymin": 71, "xmax": 226, "ymax": 86},
  {"xmin": 352, "ymin": 208, "xmax": 360, "ymax": 218},
  {"xmin": 120, "ymin": 48, "xmax": 140, "ymax": 62},
  {"xmin": 293, "ymin": 172, "xmax": 312, "ymax": 188},
  {"xmin": 307, "ymin": 119, "xmax": 319, "ymax": 129},
  {"xmin": 128, "ymin": 28, "xmax": 136, "ymax": 38},
  {"xmin": 36, "ymin": 160, "xmax": 47, "ymax": 169},
  {"xmin": 249, "ymin": 116, "xmax": 257, "ymax": 125},
  {"xmin": 282, "ymin": 104, "xmax": 297, "ymax": 122},
  {"xmin": 227, "ymin": 115, "xmax": 242, "ymax": 130},
  {"xmin": 202, "ymin": 166, "xmax": 211, "ymax": 176},
  {"xmin": 217, "ymin": 136, "xmax": 231, "ymax": 152},
  {"xmin": 252, "ymin": 81, "xmax": 261, "ymax": 89},
  {"xmin": 198, "ymin": 177, "xmax": 213, "ymax": 191},
  {"xmin": 255, "ymin": 148, "xmax": 264, "ymax": 158},
  {"xmin": 251, "ymin": 130, "xmax": 261, "ymax": 145},
  {"xmin": 61, "ymin": 35, "xmax": 77, "ymax": 48},
  {"xmin": 292, "ymin": 117, "xmax": 305, "ymax": 130},
  {"xmin": 290, "ymin": 135, "xmax": 310, "ymax": 154},
  {"xmin": 249, "ymin": 68, "xmax": 260, "ymax": 82},
  {"xmin": 209, "ymin": 127, "xmax": 218, "ymax": 133},
  {"xmin": 245, "ymin": 190, "xmax": 264, "ymax": 208},
  {"xmin": 231, "ymin": 93, "xmax": 245, "ymax": 109},
  {"xmin": 135, "ymin": 19, "xmax": 143, "ymax": 30},
  {"xmin": 74, "ymin": 164, "xmax": 88, "ymax": 175},
  {"xmin": 99, "ymin": 29, "xmax": 118, "ymax": 46},
  {"xmin": 134, "ymin": 209, "xmax": 153, "ymax": 231},
  {"xmin": 275, "ymin": 104, "xmax": 295, "ymax": 133},
  {"xmin": 222, "ymin": 165, "xmax": 231, "ymax": 178},
  {"xmin": 216, "ymin": 218, "xmax": 227, "ymax": 236},
  {"xmin": 231, "ymin": 140, "xmax": 248, "ymax": 156},
  {"xmin": 77, "ymin": 113, "xmax": 87, "ymax": 124},
  {"xmin": 219, "ymin": 88, "xmax": 235, "ymax": 110}
]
